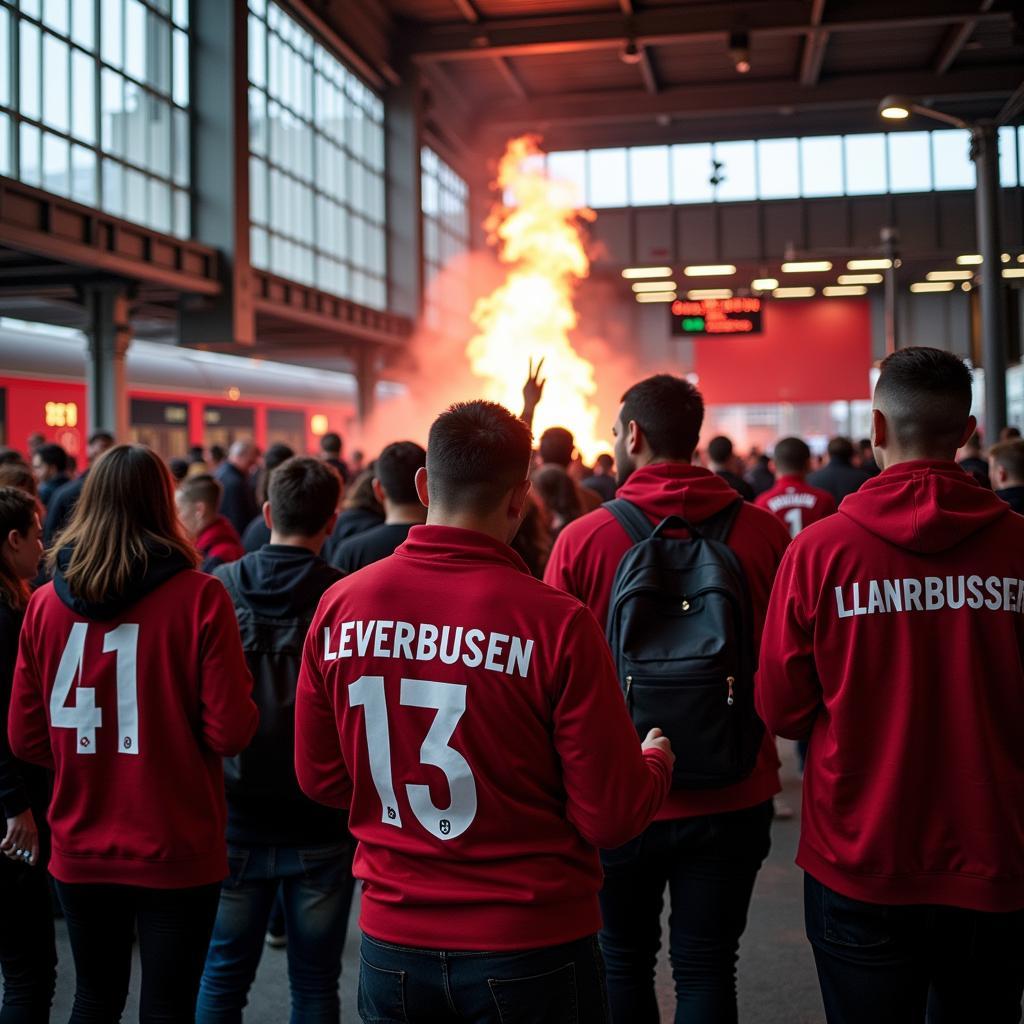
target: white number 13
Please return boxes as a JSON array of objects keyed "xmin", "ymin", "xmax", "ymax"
[{"xmin": 349, "ymin": 675, "xmax": 478, "ymax": 842}]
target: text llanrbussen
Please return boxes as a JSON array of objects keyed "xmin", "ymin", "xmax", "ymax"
[
  {"xmin": 835, "ymin": 575, "xmax": 1024, "ymax": 618},
  {"xmin": 322, "ymin": 621, "xmax": 535, "ymax": 678}
]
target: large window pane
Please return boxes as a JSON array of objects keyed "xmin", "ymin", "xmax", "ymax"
[
  {"xmin": 844, "ymin": 133, "xmax": 887, "ymax": 195},
  {"xmin": 714, "ymin": 140, "xmax": 756, "ymax": 201},
  {"xmin": 547, "ymin": 150, "xmax": 586, "ymax": 206},
  {"xmin": 71, "ymin": 49, "xmax": 96, "ymax": 143},
  {"xmin": 629, "ymin": 146, "xmax": 670, "ymax": 205},
  {"xmin": 588, "ymin": 148, "xmax": 628, "ymax": 208},
  {"xmin": 887, "ymin": 131, "xmax": 931, "ymax": 193},
  {"xmin": 0, "ymin": 9, "xmax": 9, "ymax": 109},
  {"xmin": 757, "ymin": 137, "xmax": 799, "ymax": 199},
  {"xmin": 800, "ymin": 136, "xmax": 843, "ymax": 196},
  {"xmin": 671, "ymin": 143, "xmax": 714, "ymax": 203},
  {"xmin": 932, "ymin": 130, "xmax": 974, "ymax": 191},
  {"xmin": 42, "ymin": 33, "xmax": 68, "ymax": 133},
  {"xmin": 20, "ymin": 21, "xmax": 41, "ymax": 121}
]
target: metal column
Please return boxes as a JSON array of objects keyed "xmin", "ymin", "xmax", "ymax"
[
  {"xmin": 356, "ymin": 348, "xmax": 377, "ymax": 424},
  {"xmin": 972, "ymin": 122, "xmax": 1007, "ymax": 436},
  {"xmin": 85, "ymin": 284, "xmax": 131, "ymax": 439}
]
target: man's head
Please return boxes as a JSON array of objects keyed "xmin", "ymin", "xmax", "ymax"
[
  {"xmin": 264, "ymin": 456, "xmax": 340, "ymax": 543},
  {"xmin": 32, "ymin": 443, "xmax": 68, "ymax": 484},
  {"xmin": 228, "ymin": 439, "xmax": 260, "ymax": 473},
  {"xmin": 773, "ymin": 437, "xmax": 812, "ymax": 477},
  {"xmin": 421, "ymin": 401, "xmax": 533, "ymax": 542},
  {"xmin": 208, "ymin": 444, "xmax": 226, "ymax": 466},
  {"xmin": 175, "ymin": 473, "xmax": 222, "ymax": 537},
  {"xmin": 614, "ymin": 375, "xmax": 704, "ymax": 487},
  {"xmin": 706, "ymin": 435, "xmax": 736, "ymax": 472},
  {"xmin": 593, "ymin": 452, "xmax": 614, "ymax": 476},
  {"xmin": 871, "ymin": 347, "xmax": 975, "ymax": 469},
  {"xmin": 26, "ymin": 433, "xmax": 45, "ymax": 454},
  {"xmin": 1000, "ymin": 426, "xmax": 1021, "ymax": 442},
  {"xmin": 989, "ymin": 439, "xmax": 1024, "ymax": 491},
  {"xmin": 320, "ymin": 432, "xmax": 343, "ymax": 458},
  {"xmin": 538, "ymin": 427, "xmax": 575, "ymax": 468},
  {"xmin": 86, "ymin": 431, "xmax": 115, "ymax": 464},
  {"xmin": 374, "ymin": 442, "xmax": 427, "ymax": 513},
  {"xmin": 827, "ymin": 436, "xmax": 856, "ymax": 464},
  {"xmin": 264, "ymin": 443, "xmax": 295, "ymax": 475},
  {"xmin": 961, "ymin": 431, "xmax": 984, "ymax": 457}
]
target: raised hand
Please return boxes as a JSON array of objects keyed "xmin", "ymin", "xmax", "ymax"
[{"xmin": 521, "ymin": 357, "xmax": 546, "ymax": 428}]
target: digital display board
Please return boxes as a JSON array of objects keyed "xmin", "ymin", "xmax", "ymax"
[{"xmin": 670, "ymin": 296, "xmax": 763, "ymax": 337}]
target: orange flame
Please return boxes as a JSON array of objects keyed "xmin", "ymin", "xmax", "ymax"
[{"xmin": 467, "ymin": 136, "xmax": 606, "ymax": 461}]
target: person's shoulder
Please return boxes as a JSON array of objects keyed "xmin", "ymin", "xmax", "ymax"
[
  {"xmin": 556, "ymin": 504, "xmax": 618, "ymax": 545},
  {"xmin": 735, "ymin": 499, "xmax": 789, "ymax": 543}
]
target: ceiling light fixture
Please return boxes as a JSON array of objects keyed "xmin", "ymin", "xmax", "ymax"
[
  {"xmin": 837, "ymin": 273, "xmax": 883, "ymax": 285},
  {"xmin": 635, "ymin": 291, "xmax": 677, "ymax": 303},
  {"xmin": 686, "ymin": 288, "xmax": 734, "ymax": 300},
  {"xmin": 910, "ymin": 281, "xmax": 955, "ymax": 293},
  {"xmin": 632, "ymin": 280, "xmax": 678, "ymax": 292},
  {"xmin": 956, "ymin": 254, "xmax": 983, "ymax": 265},
  {"xmin": 1003, "ymin": 268, "xmax": 1024, "ymax": 278},
  {"xmin": 728, "ymin": 30, "xmax": 751, "ymax": 74},
  {"xmin": 620, "ymin": 38, "xmax": 643, "ymax": 65},
  {"xmin": 781, "ymin": 260, "xmax": 832, "ymax": 273},
  {"xmin": 621, "ymin": 266, "xmax": 673, "ymax": 279},
  {"xmin": 846, "ymin": 258, "xmax": 893, "ymax": 270},
  {"xmin": 773, "ymin": 287, "xmax": 816, "ymax": 298},
  {"xmin": 926, "ymin": 270, "xmax": 974, "ymax": 281},
  {"xmin": 751, "ymin": 277, "xmax": 779, "ymax": 291},
  {"xmin": 823, "ymin": 285, "xmax": 868, "ymax": 296},
  {"xmin": 683, "ymin": 264, "xmax": 736, "ymax": 277}
]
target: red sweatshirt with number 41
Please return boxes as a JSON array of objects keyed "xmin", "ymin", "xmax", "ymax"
[{"xmin": 294, "ymin": 525, "xmax": 672, "ymax": 952}]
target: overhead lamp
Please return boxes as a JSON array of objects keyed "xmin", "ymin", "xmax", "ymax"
[
  {"xmin": 635, "ymin": 291, "xmax": 677, "ymax": 302},
  {"xmin": 620, "ymin": 38, "xmax": 643, "ymax": 65},
  {"xmin": 877, "ymin": 95, "xmax": 968, "ymax": 130},
  {"xmin": 957, "ymin": 254, "xmax": 983, "ymax": 265},
  {"xmin": 632, "ymin": 280, "xmax": 678, "ymax": 292},
  {"xmin": 751, "ymin": 277, "xmax": 779, "ymax": 291},
  {"xmin": 728, "ymin": 30, "xmax": 751, "ymax": 74},
  {"xmin": 847, "ymin": 258, "xmax": 893, "ymax": 270},
  {"xmin": 781, "ymin": 260, "xmax": 832, "ymax": 273},
  {"xmin": 773, "ymin": 287, "xmax": 815, "ymax": 298},
  {"xmin": 683, "ymin": 264, "xmax": 736, "ymax": 276},
  {"xmin": 1003, "ymin": 253, "xmax": 1011, "ymax": 263},
  {"xmin": 622, "ymin": 266, "xmax": 672, "ymax": 279},
  {"xmin": 823, "ymin": 285, "xmax": 867, "ymax": 297},
  {"xmin": 686, "ymin": 288, "xmax": 733, "ymax": 300},
  {"xmin": 910, "ymin": 281, "xmax": 954, "ymax": 293},
  {"xmin": 837, "ymin": 273, "xmax": 883, "ymax": 285},
  {"xmin": 879, "ymin": 101, "xmax": 911, "ymax": 121},
  {"xmin": 1003, "ymin": 268, "xmax": 1024, "ymax": 278},
  {"xmin": 926, "ymin": 270, "xmax": 973, "ymax": 281}
]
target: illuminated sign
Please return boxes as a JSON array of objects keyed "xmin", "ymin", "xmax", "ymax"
[
  {"xmin": 670, "ymin": 297, "xmax": 763, "ymax": 337},
  {"xmin": 45, "ymin": 401, "xmax": 78, "ymax": 427}
]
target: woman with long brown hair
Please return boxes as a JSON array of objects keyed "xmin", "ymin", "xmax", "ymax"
[
  {"xmin": 0, "ymin": 486, "xmax": 54, "ymax": 1021},
  {"xmin": 9, "ymin": 444, "xmax": 258, "ymax": 1023}
]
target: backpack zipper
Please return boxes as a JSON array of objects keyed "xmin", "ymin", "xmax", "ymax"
[{"xmin": 726, "ymin": 676, "xmax": 735, "ymax": 706}]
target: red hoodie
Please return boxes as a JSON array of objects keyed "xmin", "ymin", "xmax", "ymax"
[
  {"xmin": 757, "ymin": 460, "xmax": 1024, "ymax": 911},
  {"xmin": 294, "ymin": 525, "xmax": 671, "ymax": 951},
  {"xmin": 198, "ymin": 515, "xmax": 245, "ymax": 572},
  {"xmin": 754, "ymin": 474, "xmax": 837, "ymax": 537},
  {"xmin": 545, "ymin": 462, "xmax": 789, "ymax": 820},
  {"xmin": 9, "ymin": 559, "xmax": 258, "ymax": 887}
]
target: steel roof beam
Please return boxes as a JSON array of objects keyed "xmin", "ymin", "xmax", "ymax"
[{"xmin": 799, "ymin": 0, "xmax": 828, "ymax": 87}]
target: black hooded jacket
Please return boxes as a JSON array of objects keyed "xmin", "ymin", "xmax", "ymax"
[{"xmin": 214, "ymin": 545, "xmax": 348, "ymax": 846}]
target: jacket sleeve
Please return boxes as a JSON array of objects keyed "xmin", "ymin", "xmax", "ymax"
[
  {"xmin": 0, "ymin": 609, "xmax": 31, "ymax": 815},
  {"xmin": 553, "ymin": 607, "xmax": 671, "ymax": 848},
  {"xmin": 755, "ymin": 542, "xmax": 822, "ymax": 740},
  {"xmin": 197, "ymin": 581, "xmax": 259, "ymax": 756},
  {"xmin": 8, "ymin": 600, "xmax": 55, "ymax": 771},
  {"xmin": 543, "ymin": 528, "xmax": 581, "ymax": 599},
  {"xmin": 294, "ymin": 621, "xmax": 352, "ymax": 809}
]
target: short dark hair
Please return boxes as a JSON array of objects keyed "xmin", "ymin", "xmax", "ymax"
[
  {"xmin": 264, "ymin": 442, "xmax": 295, "ymax": 474},
  {"xmin": 773, "ymin": 436, "xmax": 811, "ymax": 474},
  {"xmin": 595, "ymin": 452, "xmax": 614, "ymax": 471},
  {"xmin": 268, "ymin": 456, "xmax": 340, "ymax": 536},
  {"xmin": 427, "ymin": 401, "xmax": 533, "ymax": 515},
  {"xmin": 169, "ymin": 458, "xmax": 189, "ymax": 482},
  {"xmin": 88, "ymin": 431, "xmax": 115, "ymax": 447},
  {"xmin": 707, "ymin": 435, "xmax": 734, "ymax": 465},
  {"xmin": 35, "ymin": 443, "xmax": 68, "ymax": 473},
  {"xmin": 375, "ymin": 441, "xmax": 427, "ymax": 505},
  {"xmin": 619, "ymin": 375, "xmax": 704, "ymax": 460},
  {"xmin": 209, "ymin": 444, "xmax": 226, "ymax": 463},
  {"xmin": 320, "ymin": 432, "xmax": 342, "ymax": 456},
  {"xmin": 874, "ymin": 347, "xmax": 973, "ymax": 455},
  {"xmin": 827, "ymin": 436, "xmax": 855, "ymax": 462},
  {"xmin": 989, "ymin": 439, "xmax": 1024, "ymax": 484},
  {"xmin": 539, "ymin": 427, "xmax": 574, "ymax": 467},
  {"xmin": 0, "ymin": 449, "xmax": 25, "ymax": 466},
  {"xmin": 177, "ymin": 473, "xmax": 222, "ymax": 509}
]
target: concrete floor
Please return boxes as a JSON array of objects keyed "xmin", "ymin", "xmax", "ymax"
[{"xmin": 49, "ymin": 745, "xmax": 824, "ymax": 1022}]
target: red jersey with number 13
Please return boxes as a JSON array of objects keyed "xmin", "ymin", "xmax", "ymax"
[{"xmin": 755, "ymin": 474, "xmax": 837, "ymax": 537}]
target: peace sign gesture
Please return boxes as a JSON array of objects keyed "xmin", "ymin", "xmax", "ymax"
[{"xmin": 522, "ymin": 357, "xmax": 546, "ymax": 429}]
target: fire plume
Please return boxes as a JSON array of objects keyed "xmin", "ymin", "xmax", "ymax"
[{"xmin": 467, "ymin": 136, "xmax": 605, "ymax": 461}]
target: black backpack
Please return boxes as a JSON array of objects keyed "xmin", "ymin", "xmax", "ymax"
[{"xmin": 604, "ymin": 499, "xmax": 764, "ymax": 789}]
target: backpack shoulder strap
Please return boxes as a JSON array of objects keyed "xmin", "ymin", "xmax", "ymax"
[
  {"xmin": 699, "ymin": 499, "xmax": 743, "ymax": 545},
  {"xmin": 603, "ymin": 499, "xmax": 655, "ymax": 545}
]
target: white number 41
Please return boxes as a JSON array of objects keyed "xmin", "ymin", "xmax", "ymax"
[{"xmin": 50, "ymin": 622, "xmax": 140, "ymax": 755}]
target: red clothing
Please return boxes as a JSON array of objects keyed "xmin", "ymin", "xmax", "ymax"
[
  {"xmin": 294, "ymin": 525, "xmax": 671, "ymax": 951},
  {"xmin": 754, "ymin": 474, "xmax": 837, "ymax": 537},
  {"xmin": 757, "ymin": 460, "xmax": 1024, "ymax": 911},
  {"xmin": 544, "ymin": 462, "xmax": 789, "ymax": 820},
  {"xmin": 9, "ymin": 571, "xmax": 258, "ymax": 887},
  {"xmin": 198, "ymin": 515, "xmax": 245, "ymax": 569}
]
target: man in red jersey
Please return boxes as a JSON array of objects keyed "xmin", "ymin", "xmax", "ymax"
[
  {"xmin": 295, "ymin": 400, "xmax": 673, "ymax": 1023},
  {"xmin": 544, "ymin": 374, "xmax": 790, "ymax": 1024},
  {"xmin": 757, "ymin": 347, "xmax": 1024, "ymax": 1023},
  {"xmin": 755, "ymin": 436, "xmax": 837, "ymax": 538}
]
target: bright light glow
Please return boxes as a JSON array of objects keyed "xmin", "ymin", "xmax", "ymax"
[
  {"xmin": 837, "ymin": 273, "xmax": 883, "ymax": 285},
  {"xmin": 310, "ymin": 414, "xmax": 329, "ymax": 435},
  {"xmin": 962, "ymin": 282, "xmax": 972, "ymax": 291},
  {"xmin": 636, "ymin": 291, "xmax": 678, "ymax": 302},
  {"xmin": 751, "ymin": 277, "xmax": 779, "ymax": 291},
  {"xmin": 683, "ymin": 264, "xmax": 736, "ymax": 277},
  {"xmin": 781, "ymin": 261, "xmax": 832, "ymax": 273},
  {"xmin": 956, "ymin": 254, "xmax": 983, "ymax": 265},
  {"xmin": 773, "ymin": 287, "xmax": 815, "ymax": 298},
  {"xmin": 686, "ymin": 289, "xmax": 734, "ymax": 300},
  {"xmin": 1003, "ymin": 269, "xmax": 1024, "ymax": 278},
  {"xmin": 910, "ymin": 281, "xmax": 954, "ymax": 292},
  {"xmin": 847, "ymin": 258, "xmax": 892, "ymax": 270},
  {"xmin": 881, "ymin": 105, "xmax": 910, "ymax": 120},
  {"xmin": 227, "ymin": 387, "xmax": 241, "ymax": 401},
  {"xmin": 622, "ymin": 266, "xmax": 672, "ymax": 279},
  {"xmin": 632, "ymin": 280, "xmax": 678, "ymax": 292},
  {"xmin": 823, "ymin": 285, "xmax": 867, "ymax": 296},
  {"xmin": 926, "ymin": 270, "xmax": 973, "ymax": 281}
]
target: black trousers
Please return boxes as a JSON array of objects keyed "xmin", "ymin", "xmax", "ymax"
[{"xmin": 54, "ymin": 879, "xmax": 221, "ymax": 1024}]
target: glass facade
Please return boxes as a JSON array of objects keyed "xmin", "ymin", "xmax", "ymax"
[
  {"xmin": 547, "ymin": 127, "xmax": 1024, "ymax": 208},
  {"xmin": 0, "ymin": 0, "xmax": 190, "ymax": 236},
  {"xmin": 247, "ymin": 0, "xmax": 387, "ymax": 310},
  {"xmin": 421, "ymin": 145, "xmax": 470, "ymax": 334}
]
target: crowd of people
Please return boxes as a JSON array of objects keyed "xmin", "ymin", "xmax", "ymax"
[{"xmin": 1, "ymin": 346, "xmax": 1024, "ymax": 1023}]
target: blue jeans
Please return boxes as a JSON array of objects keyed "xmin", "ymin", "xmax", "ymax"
[
  {"xmin": 598, "ymin": 800, "xmax": 773, "ymax": 1024},
  {"xmin": 196, "ymin": 841, "xmax": 356, "ymax": 1024},
  {"xmin": 805, "ymin": 873, "xmax": 1024, "ymax": 1024},
  {"xmin": 357, "ymin": 932, "xmax": 611, "ymax": 1023}
]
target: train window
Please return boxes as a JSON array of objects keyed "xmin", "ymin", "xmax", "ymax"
[
  {"xmin": 130, "ymin": 399, "xmax": 189, "ymax": 461},
  {"xmin": 266, "ymin": 407, "xmax": 306, "ymax": 455},
  {"xmin": 204, "ymin": 404, "xmax": 255, "ymax": 450}
]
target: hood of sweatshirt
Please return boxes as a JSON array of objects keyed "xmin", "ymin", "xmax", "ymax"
[
  {"xmin": 53, "ymin": 541, "xmax": 192, "ymax": 621},
  {"xmin": 839, "ymin": 459, "xmax": 1007, "ymax": 554},
  {"xmin": 614, "ymin": 462, "xmax": 740, "ymax": 524},
  {"xmin": 218, "ymin": 544, "xmax": 341, "ymax": 618}
]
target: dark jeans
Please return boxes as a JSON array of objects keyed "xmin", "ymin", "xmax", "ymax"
[
  {"xmin": 196, "ymin": 841, "xmax": 355, "ymax": 1024},
  {"xmin": 54, "ymin": 879, "xmax": 221, "ymax": 1024},
  {"xmin": 805, "ymin": 873, "xmax": 1024, "ymax": 1024},
  {"xmin": 598, "ymin": 800, "xmax": 773, "ymax": 1024},
  {"xmin": 357, "ymin": 932, "xmax": 611, "ymax": 1024},
  {"xmin": 0, "ymin": 851, "xmax": 56, "ymax": 1024}
]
